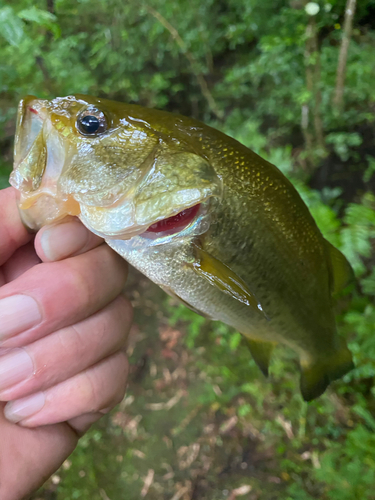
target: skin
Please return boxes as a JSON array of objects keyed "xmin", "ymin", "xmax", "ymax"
[
  {"xmin": 0, "ymin": 187, "xmax": 132, "ymax": 500},
  {"xmin": 11, "ymin": 95, "xmax": 354, "ymax": 400}
]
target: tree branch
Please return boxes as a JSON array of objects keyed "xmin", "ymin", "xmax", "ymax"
[
  {"xmin": 302, "ymin": 15, "xmax": 326, "ymax": 167},
  {"xmin": 333, "ymin": 0, "xmax": 357, "ymax": 110},
  {"xmin": 146, "ymin": 6, "xmax": 223, "ymax": 119},
  {"xmin": 46, "ymin": 0, "xmax": 55, "ymax": 15},
  {"xmin": 310, "ymin": 23, "xmax": 325, "ymax": 153}
]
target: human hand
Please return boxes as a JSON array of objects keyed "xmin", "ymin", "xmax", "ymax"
[{"xmin": 0, "ymin": 187, "xmax": 132, "ymax": 500}]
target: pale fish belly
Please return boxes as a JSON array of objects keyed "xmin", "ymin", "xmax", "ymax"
[{"xmin": 106, "ymin": 237, "xmax": 282, "ymax": 343}]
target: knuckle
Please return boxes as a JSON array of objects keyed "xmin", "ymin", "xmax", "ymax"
[
  {"xmin": 105, "ymin": 247, "xmax": 129, "ymax": 287},
  {"xmin": 84, "ymin": 353, "xmax": 128, "ymax": 412},
  {"xmin": 84, "ymin": 370, "xmax": 103, "ymax": 413},
  {"xmin": 98, "ymin": 244, "xmax": 128, "ymax": 273},
  {"xmin": 106, "ymin": 296, "xmax": 133, "ymax": 349},
  {"xmin": 113, "ymin": 385, "xmax": 127, "ymax": 407},
  {"xmin": 65, "ymin": 323, "xmax": 87, "ymax": 356},
  {"xmin": 60, "ymin": 261, "xmax": 94, "ymax": 311},
  {"xmin": 111, "ymin": 353, "xmax": 129, "ymax": 406},
  {"xmin": 118, "ymin": 352, "xmax": 129, "ymax": 377},
  {"xmin": 117, "ymin": 295, "xmax": 134, "ymax": 329}
]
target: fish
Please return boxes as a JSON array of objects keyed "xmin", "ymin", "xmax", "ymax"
[{"xmin": 10, "ymin": 94, "xmax": 355, "ymax": 401}]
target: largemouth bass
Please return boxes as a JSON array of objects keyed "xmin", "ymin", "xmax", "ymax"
[{"xmin": 10, "ymin": 95, "xmax": 355, "ymax": 401}]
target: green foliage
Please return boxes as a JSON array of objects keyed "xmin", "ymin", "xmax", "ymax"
[
  {"xmin": 0, "ymin": 0, "xmax": 374, "ymax": 498},
  {"xmin": 315, "ymin": 424, "xmax": 375, "ymax": 500},
  {"xmin": 0, "ymin": 6, "xmax": 24, "ymax": 46},
  {"xmin": 325, "ymin": 132, "xmax": 363, "ymax": 162}
]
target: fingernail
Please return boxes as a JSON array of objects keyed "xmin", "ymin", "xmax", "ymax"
[
  {"xmin": 0, "ymin": 348, "xmax": 34, "ymax": 392},
  {"xmin": 40, "ymin": 221, "xmax": 89, "ymax": 261},
  {"xmin": 4, "ymin": 392, "xmax": 45, "ymax": 423},
  {"xmin": 0, "ymin": 295, "xmax": 42, "ymax": 341}
]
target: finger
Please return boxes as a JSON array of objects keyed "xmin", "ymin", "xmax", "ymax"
[
  {"xmin": 2, "ymin": 241, "xmax": 41, "ymax": 283},
  {"xmin": 0, "ymin": 245, "xmax": 128, "ymax": 347},
  {"xmin": 4, "ymin": 352, "xmax": 129, "ymax": 427},
  {"xmin": 0, "ymin": 294, "xmax": 133, "ymax": 401},
  {"xmin": 0, "ymin": 187, "xmax": 33, "ymax": 266},
  {"xmin": 67, "ymin": 411, "xmax": 109, "ymax": 436},
  {"xmin": 35, "ymin": 218, "xmax": 104, "ymax": 262},
  {"xmin": 0, "ymin": 403, "xmax": 78, "ymax": 500}
]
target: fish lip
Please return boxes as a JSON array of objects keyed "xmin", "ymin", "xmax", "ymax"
[
  {"xmin": 11, "ymin": 97, "xmax": 48, "ymax": 191},
  {"xmin": 14, "ymin": 97, "xmax": 46, "ymax": 152},
  {"xmin": 14, "ymin": 106, "xmax": 39, "ymax": 164}
]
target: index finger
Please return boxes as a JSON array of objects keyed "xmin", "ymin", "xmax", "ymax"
[{"xmin": 0, "ymin": 188, "xmax": 33, "ymax": 267}]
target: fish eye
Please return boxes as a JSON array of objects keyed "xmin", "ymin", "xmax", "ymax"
[{"xmin": 77, "ymin": 108, "xmax": 107, "ymax": 136}]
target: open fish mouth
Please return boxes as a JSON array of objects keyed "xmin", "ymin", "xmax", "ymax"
[{"xmin": 141, "ymin": 203, "xmax": 202, "ymax": 239}]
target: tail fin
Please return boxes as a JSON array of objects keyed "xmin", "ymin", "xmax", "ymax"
[{"xmin": 300, "ymin": 340, "xmax": 354, "ymax": 401}]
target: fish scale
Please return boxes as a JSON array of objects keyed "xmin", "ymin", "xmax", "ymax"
[
  {"xmin": 10, "ymin": 94, "xmax": 355, "ymax": 401},
  {"xmin": 107, "ymin": 238, "xmax": 273, "ymax": 341}
]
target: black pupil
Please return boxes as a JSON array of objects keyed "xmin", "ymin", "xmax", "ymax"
[{"xmin": 80, "ymin": 115, "xmax": 100, "ymax": 134}]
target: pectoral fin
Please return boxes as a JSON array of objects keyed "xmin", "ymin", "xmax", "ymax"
[
  {"xmin": 326, "ymin": 241, "xmax": 355, "ymax": 295},
  {"xmin": 300, "ymin": 339, "xmax": 354, "ymax": 401},
  {"xmin": 243, "ymin": 338, "xmax": 276, "ymax": 377},
  {"xmin": 189, "ymin": 245, "xmax": 267, "ymax": 319}
]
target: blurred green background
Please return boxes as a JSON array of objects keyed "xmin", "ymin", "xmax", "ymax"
[{"xmin": 1, "ymin": 0, "xmax": 375, "ymax": 498}]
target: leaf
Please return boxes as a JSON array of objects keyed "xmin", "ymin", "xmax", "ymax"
[
  {"xmin": 361, "ymin": 269, "xmax": 375, "ymax": 296},
  {"xmin": 353, "ymin": 405, "xmax": 375, "ymax": 432},
  {"xmin": 0, "ymin": 6, "xmax": 24, "ymax": 46},
  {"xmin": 363, "ymin": 155, "xmax": 375, "ymax": 183},
  {"xmin": 19, "ymin": 7, "xmax": 60, "ymax": 38},
  {"xmin": 18, "ymin": 7, "xmax": 56, "ymax": 25}
]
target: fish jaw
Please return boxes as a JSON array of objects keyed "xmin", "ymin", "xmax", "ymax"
[{"xmin": 10, "ymin": 96, "xmax": 81, "ymax": 230}]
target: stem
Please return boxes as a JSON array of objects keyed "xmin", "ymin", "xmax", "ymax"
[
  {"xmin": 46, "ymin": 0, "xmax": 54, "ymax": 14},
  {"xmin": 302, "ymin": 17, "xmax": 316, "ymax": 165},
  {"xmin": 311, "ymin": 33, "xmax": 325, "ymax": 152},
  {"xmin": 333, "ymin": 0, "xmax": 357, "ymax": 110},
  {"xmin": 303, "ymin": 14, "xmax": 326, "ymax": 166},
  {"xmin": 146, "ymin": 6, "xmax": 223, "ymax": 119},
  {"xmin": 298, "ymin": 401, "xmax": 308, "ymax": 441},
  {"xmin": 35, "ymin": 56, "xmax": 56, "ymax": 95},
  {"xmin": 36, "ymin": 0, "xmax": 56, "ymax": 95}
]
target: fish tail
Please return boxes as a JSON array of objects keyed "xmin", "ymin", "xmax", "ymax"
[{"xmin": 300, "ymin": 339, "xmax": 354, "ymax": 402}]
